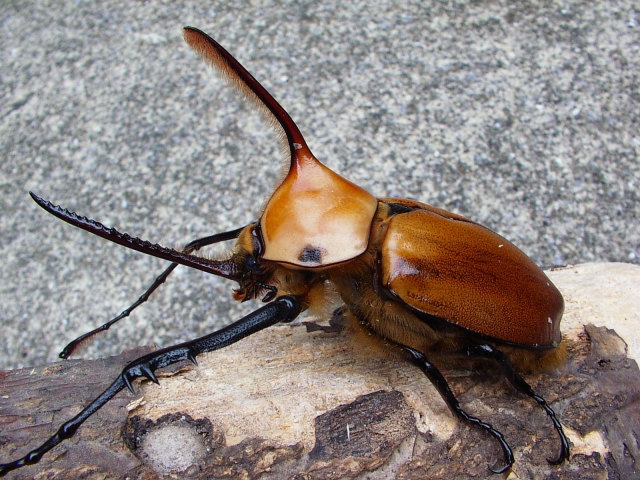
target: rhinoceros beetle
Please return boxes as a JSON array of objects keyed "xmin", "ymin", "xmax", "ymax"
[{"xmin": 0, "ymin": 26, "xmax": 569, "ymax": 476}]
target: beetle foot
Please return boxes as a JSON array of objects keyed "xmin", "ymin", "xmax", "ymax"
[
  {"xmin": 546, "ymin": 434, "xmax": 570, "ymax": 465},
  {"xmin": 534, "ymin": 395, "xmax": 570, "ymax": 465},
  {"xmin": 490, "ymin": 461, "xmax": 512, "ymax": 474},
  {"xmin": 482, "ymin": 421, "xmax": 514, "ymax": 474}
]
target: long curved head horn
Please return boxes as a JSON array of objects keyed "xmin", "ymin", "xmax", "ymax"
[
  {"xmin": 184, "ymin": 27, "xmax": 378, "ymax": 268},
  {"xmin": 183, "ymin": 27, "xmax": 308, "ymax": 163}
]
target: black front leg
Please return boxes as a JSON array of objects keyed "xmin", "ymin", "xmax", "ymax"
[
  {"xmin": 403, "ymin": 346, "xmax": 515, "ymax": 474},
  {"xmin": 0, "ymin": 295, "xmax": 302, "ymax": 477}
]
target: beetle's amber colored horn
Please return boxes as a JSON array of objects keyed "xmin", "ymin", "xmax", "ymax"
[{"xmin": 183, "ymin": 26, "xmax": 312, "ymax": 165}]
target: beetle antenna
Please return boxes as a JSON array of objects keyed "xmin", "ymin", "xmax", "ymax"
[
  {"xmin": 59, "ymin": 227, "xmax": 246, "ymax": 359},
  {"xmin": 183, "ymin": 27, "xmax": 309, "ymax": 166},
  {"xmin": 30, "ymin": 192, "xmax": 241, "ymax": 281}
]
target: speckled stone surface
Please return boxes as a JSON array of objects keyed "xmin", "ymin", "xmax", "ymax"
[{"xmin": 1, "ymin": 1, "xmax": 638, "ymax": 368}]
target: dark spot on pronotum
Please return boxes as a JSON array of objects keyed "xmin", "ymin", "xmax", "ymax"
[{"xmin": 298, "ymin": 246, "xmax": 324, "ymax": 264}]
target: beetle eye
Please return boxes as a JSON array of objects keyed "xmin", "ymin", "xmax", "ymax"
[
  {"xmin": 245, "ymin": 255, "xmax": 259, "ymax": 272},
  {"xmin": 251, "ymin": 223, "xmax": 264, "ymax": 257}
]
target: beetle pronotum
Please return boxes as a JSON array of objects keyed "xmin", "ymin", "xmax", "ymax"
[{"xmin": 0, "ymin": 27, "xmax": 569, "ymax": 476}]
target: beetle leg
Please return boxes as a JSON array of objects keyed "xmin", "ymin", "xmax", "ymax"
[
  {"xmin": 462, "ymin": 343, "xmax": 570, "ymax": 465},
  {"xmin": 59, "ymin": 227, "xmax": 247, "ymax": 359},
  {"xmin": 0, "ymin": 295, "xmax": 302, "ymax": 477},
  {"xmin": 403, "ymin": 346, "xmax": 514, "ymax": 474}
]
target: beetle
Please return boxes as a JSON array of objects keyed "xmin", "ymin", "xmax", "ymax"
[{"xmin": 0, "ymin": 26, "xmax": 569, "ymax": 476}]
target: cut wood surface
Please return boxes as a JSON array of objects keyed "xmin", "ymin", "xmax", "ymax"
[{"xmin": 0, "ymin": 262, "xmax": 639, "ymax": 479}]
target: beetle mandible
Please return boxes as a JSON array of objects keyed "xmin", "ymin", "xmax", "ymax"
[{"xmin": 0, "ymin": 27, "xmax": 569, "ymax": 476}]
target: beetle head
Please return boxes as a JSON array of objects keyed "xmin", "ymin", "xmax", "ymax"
[{"xmin": 226, "ymin": 222, "xmax": 277, "ymax": 302}]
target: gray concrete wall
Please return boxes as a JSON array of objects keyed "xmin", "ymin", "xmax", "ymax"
[{"xmin": 1, "ymin": 0, "xmax": 638, "ymax": 368}]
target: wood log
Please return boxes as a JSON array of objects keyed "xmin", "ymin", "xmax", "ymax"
[{"xmin": 1, "ymin": 262, "xmax": 639, "ymax": 479}]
